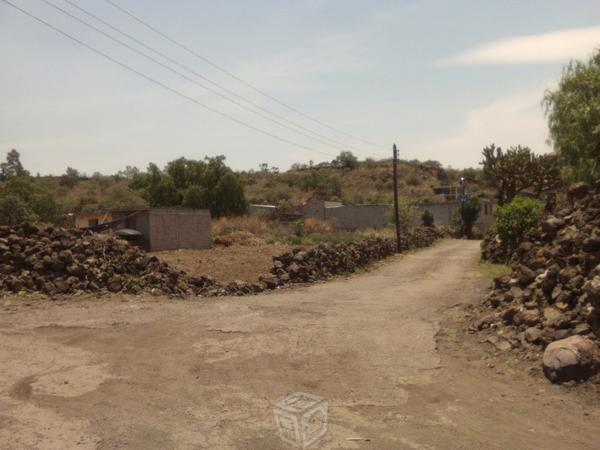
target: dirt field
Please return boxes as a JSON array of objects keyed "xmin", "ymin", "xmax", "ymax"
[
  {"xmin": 1, "ymin": 240, "xmax": 598, "ymax": 449},
  {"xmin": 152, "ymin": 243, "xmax": 295, "ymax": 282}
]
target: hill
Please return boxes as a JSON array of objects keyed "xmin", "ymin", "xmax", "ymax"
[
  {"xmin": 0, "ymin": 149, "xmax": 491, "ymax": 226},
  {"xmin": 242, "ymin": 159, "xmax": 490, "ymax": 206}
]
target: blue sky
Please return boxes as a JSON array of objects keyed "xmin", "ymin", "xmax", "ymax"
[{"xmin": 1, "ymin": 0, "xmax": 599, "ymax": 175}]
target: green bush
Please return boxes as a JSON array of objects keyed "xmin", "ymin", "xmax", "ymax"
[
  {"xmin": 495, "ymin": 197, "xmax": 543, "ymax": 248},
  {"xmin": 421, "ymin": 209, "xmax": 434, "ymax": 227},
  {"xmin": 386, "ymin": 198, "xmax": 416, "ymax": 233}
]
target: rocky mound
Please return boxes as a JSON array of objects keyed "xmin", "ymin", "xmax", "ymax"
[
  {"xmin": 0, "ymin": 223, "xmax": 443, "ymax": 298},
  {"xmin": 203, "ymin": 227, "xmax": 444, "ymax": 293},
  {"xmin": 0, "ymin": 223, "xmax": 195, "ymax": 296},
  {"xmin": 473, "ymin": 183, "xmax": 600, "ymax": 381},
  {"xmin": 480, "ymin": 230, "xmax": 506, "ymax": 263}
]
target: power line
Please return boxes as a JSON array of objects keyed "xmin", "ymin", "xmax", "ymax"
[
  {"xmin": 104, "ymin": 0, "xmax": 385, "ymax": 151},
  {"xmin": 2, "ymin": 0, "xmax": 338, "ymax": 159},
  {"xmin": 39, "ymin": 0, "xmax": 362, "ymax": 156},
  {"xmin": 43, "ymin": 0, "xmax": 378, "ymax": 158}
]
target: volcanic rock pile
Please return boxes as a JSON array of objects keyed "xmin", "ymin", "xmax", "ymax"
[
  {"xmin": 0, "ymin": 223, "xmax": 194, "ymax": 296},
  {"xmin": 0, "ymin": 223, "xmax": 443, "ymax": 298},
  {"xmin": 263, "ymin": 227, "xmax": 443, "ymax": 287},
  {"xmin": 474, "ymin": 183, "xmax": 600, "ymax": 381}
]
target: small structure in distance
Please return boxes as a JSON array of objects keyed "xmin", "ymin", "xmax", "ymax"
[{"xmin": 74, "ymin": 208, "xmax": 212, "ymax": 251}]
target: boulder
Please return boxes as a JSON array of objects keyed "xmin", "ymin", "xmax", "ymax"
[{"xmin": 542, "ymin": 336, "xmax": 600, "ymax": 383}]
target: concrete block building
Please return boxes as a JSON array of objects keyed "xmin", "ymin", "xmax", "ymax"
[{"xmin": 75, "ymin": 208, "xmax": 213, "ymax": 251}]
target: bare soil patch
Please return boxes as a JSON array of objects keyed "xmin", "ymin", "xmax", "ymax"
[{"xmin": 152, "ymin": 243, "xmax": 296, "ymax": 283}]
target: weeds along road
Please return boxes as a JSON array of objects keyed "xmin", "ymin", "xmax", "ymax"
[{"xmin": 0, "ymin": 239, "xmax": 598, "ymax": 449}]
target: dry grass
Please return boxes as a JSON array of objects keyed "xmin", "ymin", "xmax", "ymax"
[
  {"xmin": 301, "ymin": 217, "xmax": 333, "ymax": 234},
  {"xmin": 212, "ymin": 215, "xmax": 292, "ymax": 239}
]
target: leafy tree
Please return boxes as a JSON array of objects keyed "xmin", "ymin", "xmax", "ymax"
[
  {"xmin": 116, "ymin": 165, "xmax": 140, "ymax": 180},
  {"xmin": 182, "ymin": 185, "xmax": 209, "ymax": 209},
  {"xmin": 29, "ymin": 193, "xmax": 61, "ymax": 224},
  {"xmin": 146, "ymin": 177, "xmax": 180, "ymax": 207},
  {"xmin": 4, "ymin": 176, "xmax": 35, "ymax": 202},
  {"xmin": 60, "ymin": 167, "xmax": 80, "ymax": 188},
  {"xmin": 480, "ymin": 144, "xmax": 561, "ymax": 205},
  {"xmin": 166, "ymin": 157, "xmax": 189, "ymax": 190},
  {"xmin": 203, "ymin": 156, "xmax": 229, "ymax": 188},
  {"xmin": 101, "ymin": 184, "xmax": 148, "ymax": 210},
  {"xmin": 128, "ymin": 156, "xmax": 246, "ymax": 217},
  {"xmin": 0, "ymin": 149, "xmax": 29, "ymax": 180},
  {"xmin": 213, "ymin": 172, "xmax": 247, "ymax": 216},
  {"xmin": 495, "ymin": 198, "xmax": 543, "ymax": 248},
  {"xmin": 0, "ymin": 193, "xmax": 36, "ymax": 225},
  {"xmin": 457, "ymin": 197, "xmax": 481, "ymax": 238},
  {"xmin": 543, "ymin": 50, "xmax": 600, "ymax": 182},
  {"xmin": 334, "ymin": 151, "xmax": 358, "ymax": 170},
  {"xmin": 387, "ymin": 198, "xmax": 417, "ymax": 233},
  {"xmin": 184, "ymin": 159, "xmax": 207, "ymax": 185}
]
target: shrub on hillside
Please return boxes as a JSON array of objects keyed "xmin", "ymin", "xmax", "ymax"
[{"xmin": 495, "ymin": 197, "xmax": 543, "ymax": 248}]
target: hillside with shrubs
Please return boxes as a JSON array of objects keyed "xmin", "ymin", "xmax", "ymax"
[{"xmin": 0, "ymin": 148, "xmax": 492, "ymax": 226}]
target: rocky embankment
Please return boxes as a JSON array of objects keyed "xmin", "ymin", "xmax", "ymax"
[
  {"xmin": 0, "ymin": 223, "xmax": 443, "ymax": 298},
  {"xmin": 474, "ymin": 183, "xmax": 600, "ymax": 383}
]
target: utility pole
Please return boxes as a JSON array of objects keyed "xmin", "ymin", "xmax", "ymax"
[{"xmin": 392, "ymin": 144, "xmax": 401, "ymax": 253}]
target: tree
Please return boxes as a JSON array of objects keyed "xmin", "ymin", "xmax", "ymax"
[
  {"xmin": 213, "ymin": 172, "xmax": 247, "ymax": 216},
  {"xmin": 480, "ymin": 144, "xmax": 561, "ymax": 206},
  {"xmin": 0, "ymin": 193, "xmax": 36, "ymax": 225},
  {"xmin": 0, "ymin": 149, "xmax": 29, "ymax": 179},
  {"xmin": 459, "ymin": 197, "xmax": 481, "ymax": 238},
  {"xmin": 543, "ymin": 50, "xmax": 600, "ymax": 182},
  {"xmin": 60, "ymin": 167, "xmax": 80, "ymax": 188},
  {"xmin": 128, "ymin": 156, "xmax": 246, "ymax": 217},
  {"xmin": 530, "ymin": 153, "xmax": 562, "ymax": 197},
  {"xmin": 4, "ymin": 176, "xmax": 35, "ymax": 202},
  {"xmin": 116, "ymin": 165, "xmax": 140, "ymax": 180},
  {"xmin": 30, "ymin": 193, "xmax": 60, "ymax": 224},
  {"xmin": 146, "ymin": 177, "xmax": 180, "ymax": 207},
  {"xmin": 166, "ymin": 157, "xmax": 189, "ymax": 190},
  {"xmin": 334, "ymin": 151, "xmax": 358, "ymax": 170},
  {"xmin": 101, "ymin": 184, "xmax": 148, "ymax": 210},
  {"xmin": 182, "ymin": 185, "xmax": 209, "ymax": 209}
]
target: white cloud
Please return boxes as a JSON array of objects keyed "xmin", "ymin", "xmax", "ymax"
[
  {"xmin": 414, "ymin": 86, "xmax": 553, "ymax": 168},
  {"xmin": 439, "ymin": 25, "xmax": 600, "ymax": 66}
]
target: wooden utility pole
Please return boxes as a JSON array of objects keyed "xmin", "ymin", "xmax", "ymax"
[{"xmin": 392, "ymin": 143, "xmax": 401, "ymax": 253}]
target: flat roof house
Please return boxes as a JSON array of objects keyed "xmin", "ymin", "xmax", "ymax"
[{"xmin": 75, "ymin": 208, "xmax": 212, "ymax": 251}]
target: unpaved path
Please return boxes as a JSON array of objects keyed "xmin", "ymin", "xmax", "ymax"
[{"xmin": 0, "ymin": 240, "xmax": 598, "ymax": 449}]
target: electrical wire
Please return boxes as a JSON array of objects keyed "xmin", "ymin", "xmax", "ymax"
[
  {"xmin": 59, "ymin": 0, "xmax": 383, "ymax": 159},
  {"xmin": 38, "ymin": 0, "xmax": 362, "ymax": 155},
  {"xmin": 1, "ymin": 0, "xmax": 338, "ymax": 159},
  {"xmin": 104, "ymin": 0, "xmax": 386, "ymax": 152},
  {"xmin": 39, "ymin": 0, "xmax": 380, "ymax": 158}
]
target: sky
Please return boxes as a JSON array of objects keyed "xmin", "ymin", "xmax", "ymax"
[{"xmin": 1, "ymin": 0, "xmax": 599, "ymax": 175}]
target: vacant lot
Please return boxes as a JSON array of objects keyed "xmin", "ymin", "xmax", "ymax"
[{"xmin": 152, "ymin": 243, "xmax": 295, "ymax": 283}]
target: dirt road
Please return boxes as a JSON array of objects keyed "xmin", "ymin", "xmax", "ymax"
[{"xmin": 1, "ymin": 240, "xmax": 598, "ymax": 449}]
